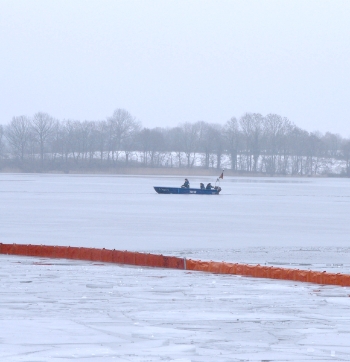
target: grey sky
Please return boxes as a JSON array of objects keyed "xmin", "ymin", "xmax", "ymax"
[{"xmin": 1, "ymin": 0, "xmax": 349, "ymax": 136}]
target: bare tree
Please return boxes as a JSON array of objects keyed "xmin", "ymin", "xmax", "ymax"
[
  {"xmin": 107, "ymin": 109, "xmax": 139, "ymax": 164},
  {"xmin": 5, "ymin": 116, "xmax": 32, "ymax": 161},
  {"xmin": 197, "ymin": 121, "xmax": 215, "ymax": 168},
  {"xmin": 240, "ymin": 113, "xmax": 264, "ymax": 172},
  {"xmin": 263, "ymin": 114, "xmax": 293, "ymax": 175},
  {"xmin": 341, "ymin": 138, "xmax": 350, "ymax": 176},
  {"xmin": 0, "ymin": 125, "xmax": 5, "ymax": 160},
  {"xmin": 323, "ymin": 132, "xmax": 342, "ymax": 158},
  {"xmin": 224, "ymin": 117, "xmax": 241, "ymax": 170},
  {"xmin": 122, "ymin": 121, "xmax": 141, "ymax": 166},
  {"xmin": 179, "ymin": 122, "xmax": 202, "ymax": 168},
  {"xmin": 1, "ymin": 109, "xmax": 349, "ymax": 176},
  {"xmin": 31, "ymin": 112, "xmax": 57, "ymax": 164},
  {"xmin": 75, "ymin": 121, "xmax": 96, "ymax": 162},
  {"xmin": 208, "ymin": 124, "xmax": 224, "ymax": 169},
  {"xmin": 136, "ymin": 128, "xmax": 164, "ymax": 166},
  {"xmin": 289, "ymin": 127, "xmax": 309, "ymax": 175},
  {"xmin": 137, "ymin": 128, "xmax": 151, "ymax": 166},
  {"xmin": 49, "ymin": 121, "xmax": 64, "ymax": 164},
  {"xmin": 60, "ymin": 120, "xmax": 79, "ymax": 164},
  {"xmin": 94, "ymin": 120, "xmax": 108, "ymax": 163},
  {"xmin": 302, "ymin": 132, "xmax": 323, "ymax": 175},
  {"xmin": 167, "ymin": 127, "xmax": 185, "ymax": 167}
]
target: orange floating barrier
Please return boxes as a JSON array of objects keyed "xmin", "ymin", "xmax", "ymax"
[
  {"xmin": 2, "ymin": 243, "xmax": 350, "ymax": 287},
  {"xmin": 162, "ymin": 255, "xmax": 171, "ymax": 268},
  {"xmin": 6, "ymin": 244, "xmax": 15, "ymax": 255},
  {"xmin": 308, "ymin": 271, "xmax": 324, "ymax": 284},
  {"xmin": 112, "ymin": 250, "xmax": 125, "ymax": 264},
  {"xmin": 245, "ymin": 265, "xmax": 256, "ymax": 277},
  {"xmin": 123, "ymin": 251, "xmax": 136, "ymax": 265},
  {"xmin": 90, "ymin": 248, "xmax": 102, "ymax": 262},
  {"xmin": 340, "ymin": 274, "xmax": 350, "ymax": 287},
  {"xmin": 185, "ymin": 259, "xmax": 197, "ymax": 270},
  {"xmin": 218, "ymin": 262, "xmax": 228, "ymax": 274},
  {"xmin": 41, "ymin": 245, "xmax": 55, "ymax": 258},
  {"xmin": 279, "ymin": 268, "xmax": 295, "ymax": 281},
  {"xmin": 101, "ymin": 249, "xmax": 113, "ymax": 263},
  {"xmin": 26, "ymin": 244, "xmax": 37, "ymax": 257},
  {"xmin": 0, "ymin": 243, "xmax": 12, "ymax": 254},
  {"xmin": 171, "ymin": 256, "xmax": 185, "ymax": 269},
  {"xmin": 25, "ymin": 244, "xmax": 42, "ymax": 257},
  {"xmin": 294, "ymin": 269, "xmax": 310, "ymax": 283},
  {"xmin": 255, "ymin": 265, "xmax": 271, "ymax": 278},
  {"xmin": 270, "ymin": 267, "xmax": 285, "ymax": 280},
  {"xmin": 207, "ymin": 261, "xmax": 222, "ymax": 274},
  {"xmin": 193, "ymin": 260, "xmax": 209, "ymax": 272},
  {"xmin": 135, "ymin": 252, "xmax": 148, "ymax": 266},
  {"xmin": 79, "ymin": 247, "xmax": 92, "ymax": 261},
  {"xmin": 147, "ymin": 253, "xmax": 164, "ymax": 268},
  {"xmin": 235, "ymin": 264, "xmax": 247, "ymax": 276},
  {"xmin": 335, "ymin": 273, "xmax": 343, "ymax": 286},
  {"xmin": 253, "ymin": 265, "xmax": 264, "ymax": 278},
  {"xmin": 225, "ymin": 263, "xmax": 237, "ymax": 275},
  {"xmin": 53, "ymin": 246, "xmax": 68, "ymax": 259},
  {"xmin": 66, "ymin": 246, "xmax": 81, "ymax": 260},
  {"xmin": 16, "ymin": 244, "xmax": 28, "ymax": 256},
  {"xmin": 163, "ymin": 256, "xmax": 185, "ymax": 269},
  {"xmin": 322, "ymin": 273, "xmax": 340, "ymax": 286},
  {"xmin": 156, "ymin": 254, "xmax": 167, "ymax": 267}
]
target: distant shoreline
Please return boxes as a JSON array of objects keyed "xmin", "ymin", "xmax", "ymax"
[{"xmin": 0, "ymin": 167, "xmax": 346, "ymax": 178}]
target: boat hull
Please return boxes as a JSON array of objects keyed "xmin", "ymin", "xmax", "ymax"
[{"xmin": 154, "ymin": 187, "xmax": 220, "ymax": 195}]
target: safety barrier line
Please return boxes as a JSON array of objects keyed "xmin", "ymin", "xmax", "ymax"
[{"xmin": 1, "ymin": 243, "xmax": 350, "ymax": 287}]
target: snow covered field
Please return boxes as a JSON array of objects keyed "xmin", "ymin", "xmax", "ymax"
[{"xmin": 1, "ymin": 173, "xmax": 350, "ymax": 360}]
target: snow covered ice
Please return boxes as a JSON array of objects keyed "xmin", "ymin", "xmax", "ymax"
[
  {"xmin": 1, "ymin": 173, "xmax": 350, "ymax": 250},
  {"xmin": 1, "ymin": 255, "xmax": 350, "ymax": 361},
  {"xmin": 1, "ymin": 173, "xmax": 350, "ymax": 360}
]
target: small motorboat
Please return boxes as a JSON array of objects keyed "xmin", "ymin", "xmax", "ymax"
[
  {"xmin": 154, "ymin": 171, "xmax": 224, "ymax": 195},
  {"xmin": 153, "ymin": 186, "xmax": 221, "ymax": 195}
]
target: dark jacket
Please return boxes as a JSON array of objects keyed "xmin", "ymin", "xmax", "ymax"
[{"xmin": 182, "ymin": 180, "xmax": 190, "ymax": 188}]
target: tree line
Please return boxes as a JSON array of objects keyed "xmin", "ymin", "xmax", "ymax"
[{"xmin": 0, "ymin": 109, "xmax": 349, "ymax": 176}]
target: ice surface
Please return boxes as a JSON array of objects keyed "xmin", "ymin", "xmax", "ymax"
[
  {"xmin": 1, "ymin": 173, "xmax": 350, "ymax": 249},
  {"xmin": 1, "ymin": 173, "xmax": 350, "ymax": 271},
  {"xmin": 2, "ymin": 174, "xmax": 350, "ymax": 360},
  {"xmin": 1, "ymin": 255, "xmax": 350, "ymax": 361}
]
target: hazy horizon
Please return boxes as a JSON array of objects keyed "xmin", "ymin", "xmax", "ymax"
[{"xmin": 1, "ymin": 0, "xmax": 349, "ymax": 136}]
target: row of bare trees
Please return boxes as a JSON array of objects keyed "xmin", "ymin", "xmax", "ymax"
[{"xmin": 0, "ymin": 109, "xmax": 349, "ymax": 175}]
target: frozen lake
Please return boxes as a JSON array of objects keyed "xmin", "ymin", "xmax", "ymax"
[
  {"xmin": 1, "ymin": 254, "xmax": 350, "ymax": 362},
  {"xmin": 1, "ymin": 173, "xmax": 350, "ymax": 361},
  {"xmin": 2, "ymin": 173, "xmax": 350, "ymax": 269},
  {"xmin": 1, "ymin": 173, "xmax": 350, "ymax": 250}
]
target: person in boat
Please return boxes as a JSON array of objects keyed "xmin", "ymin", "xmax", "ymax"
[
  {"xmin": 200, "ymin": 183, "xmax": 205, "ymax": 189},
  {"xmin": 181, "ymin": 178, "xmax": 190, "ymax": 188},
  {"xmin": 206, "ymin": 182, "xmax": 214, "ymax": 190}
]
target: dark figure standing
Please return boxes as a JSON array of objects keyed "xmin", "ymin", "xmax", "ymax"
[
  {"xmin": 182, "ymin": 178, "xmax": 190, "ymax": 188},
  {"xmin": 200, "ymin": 183, "xmax": 205, "ymax": 189}
]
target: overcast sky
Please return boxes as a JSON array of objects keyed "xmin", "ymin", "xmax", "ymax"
[{"xmin": 1, "ymin": 0, "xmax": 349, "ymax": 135}]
